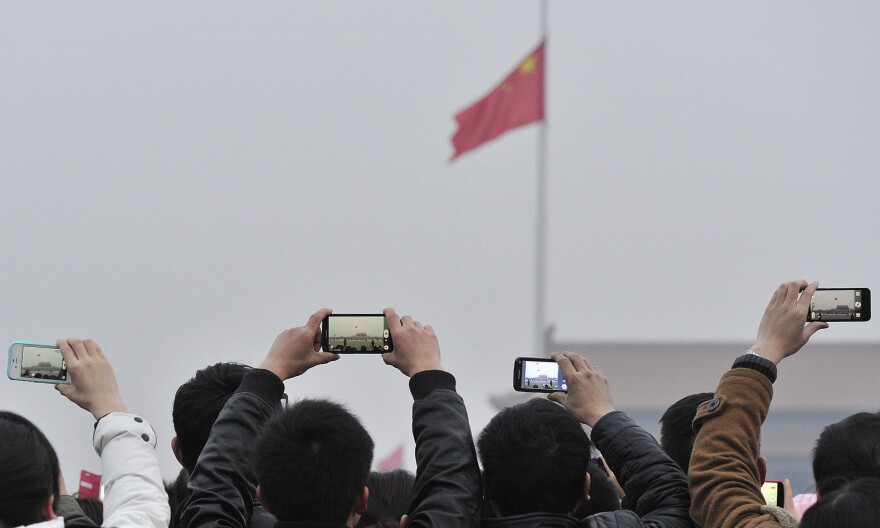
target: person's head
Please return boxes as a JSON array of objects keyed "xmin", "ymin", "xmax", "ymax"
[
  {"xmin": 0, "ymin": 411, "xmax": 61, "ymax": 526},
  {"xmin": 477, "ymin": 398, "xmax": 593, "ymax": 516},
  {"xmin": 254, "ymin": 399, "xmax": 374, "ymax": 525},
  {"xmin": 172, "ymin": 362, "xmax": 251, "ymax": 473},
  {"xmin": 812, "ymin": 411, "xmax": 880, "ymax": 494},
  {"xmin": 799, "ymin": 477, "xmax": 880, "ymax": 528},
  {"xmin": 659, "ymin": 392, "xmax": 714, "ymax": 474},
  {"xmin": 357, "ymin": 469, "xmax": 415, "ymax": 528}
]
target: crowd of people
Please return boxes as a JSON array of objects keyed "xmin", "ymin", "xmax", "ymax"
[{"xmin": 1, "ymin": 279, "xmax": 878, "ymax": 528}]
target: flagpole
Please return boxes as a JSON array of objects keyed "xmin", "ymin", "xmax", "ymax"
[{"xmin": 535, "ymin": 0, "xmax": 549, "ymax": 357}]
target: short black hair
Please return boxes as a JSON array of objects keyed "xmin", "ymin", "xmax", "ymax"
[
  {"xmin": 659, "ymin": 392, "xmax": 714, "ymax": 474},
  {"xmin": 812, "ymin": 411, "xmax": 880, "ymax": 494},
  {"xmin": 254, "ymin": 399, "xmax": 374, "ymax": 523},
  {"xmin": 800, "ymin": 477, "xmax": 880, "ymax": 528},
  {"xmin": 477, "ymin": 399, "xmax": 593, "ymax": 516},
  {"xmin": 172, "ymin": 362, "xmax": 251, "ymax": 472},
  {"xmin": 357, "ymin": 469, "xmax": 415, "ymax": 528},
  {"xmin": 0, "ymin": 411, "xmax": 61, "ymax": 527}
]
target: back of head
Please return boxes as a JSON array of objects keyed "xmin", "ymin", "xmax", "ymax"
[
  {"xmin": 0, "ymin": 411, "xmax": 61, "ymax": 527},
  {"xmin": 357, "ymin": 469, "xmax": 415, "ymax": 528},
  {"xmin": 477, "ymin": 399, "xmax": 593, "ymax": 516},
  {"xmin": 812, "ymin": 411, "xmax": 880, "ymax": 494},
  {"xmin": 254, "ymin": 399, "xmax": 374, "ymax": 523},
  {"xmin": 659, "ymin": 392, "xmax": 714, "ymax": 474},
  {"xmin": 799, "ymin": 477, "xmax": 880, "ymax": 528},
  {"xmin": 172, "ymin": 362, "xmax": 251, "ymax": 472}
]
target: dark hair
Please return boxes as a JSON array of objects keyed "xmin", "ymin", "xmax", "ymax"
[
  {"xmin": 812, "ymin": 412, "xmax": 880, "ymax": 494},
  {"xmin": 254, "ymin": 399, "xmax": 374, "ymax": 523},
  {"xmin": 659, "ymin": 392, "xmax": 714, "ymax": 474},
  {"xmin": 477, "ymin": 399, "xmax": 593, "ymax": 516},
  {"xmin": 570, "ymin": 461, "xmax": 621, "ymax": 518},
  {"xmin": 799, "ymin": 477, "xmax": 880, "ymax": 528},
  {"xmin": 357, "ymin": 469, "xmax": 415, "ymax": 528},
  {"xmin": 172, "ymin": 362, "xmax": 251, "ymax": 472},
  {"xmin": 0, "ymin": 411, "xmax": 61, "ymax": 526}
]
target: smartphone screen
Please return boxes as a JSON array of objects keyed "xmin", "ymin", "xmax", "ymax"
[
  {"xmin": 8, "ymin": 343, "xmax": 68, "ymax": 383},
  {"xmin": 321, "ymin": 314, "xmax": 392, "ymax": 353},
  {"xmin": 513, "ymin": 357, "xmax": 567, "ymax": 393},
  {"xmin": 808, "ymin": 288, "xmax": 871, "ymax": 322},
  {"xmin": 760, "ymin": 481, "xmax": 784, "ymax": 508}
]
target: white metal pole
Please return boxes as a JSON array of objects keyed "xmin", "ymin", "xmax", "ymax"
[{"xmin": 535, "ymin": 0, "xmax": 549, "ymax": 357}]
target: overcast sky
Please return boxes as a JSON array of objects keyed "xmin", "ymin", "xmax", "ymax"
[{"xmin": 2, "ymin": 1, "xmax": 878, "ymax": 484}]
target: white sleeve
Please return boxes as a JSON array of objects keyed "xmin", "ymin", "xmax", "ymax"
[{"xmin": 92, "ymin": 413, "xmax": 170, "ymax": 528}]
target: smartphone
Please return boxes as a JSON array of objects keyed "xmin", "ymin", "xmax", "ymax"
[
  {"xmin": 321, "ymin": 314, "xmax": 392, "ymax": 353},
  {"xmin": 760, "ymin": 480, "xmax": 785, "ymax": 508},
  {"xmin": 513, "ymin": 357, "xmax": 567, "ymax": 393},
  {"xmin": 808, "ymin": 288, "xmax": 871, "ymax": 322},
  {"xmin": 7, "ymin": 341, "xmax": 69, "ymax": 384}
]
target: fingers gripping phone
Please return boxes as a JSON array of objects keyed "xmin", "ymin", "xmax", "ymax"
[
  {"xmin": 321, "ymin": 314, "xmax": 393, "ymax": 353},
  {"xmin": 808, "ymin": 288, "xmax": 871, "ymax": 322},
  {"xmin": 7, "ymin": 341, "xmax": 69, "ymax": 384},
  {"xmin": 513, "ymin": 357, "xmax": 568, "ymax": 393}
]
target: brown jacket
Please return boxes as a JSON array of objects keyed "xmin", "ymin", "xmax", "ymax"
[{"xmin": 688, "ymin": 367, "xmax": 798, "ymax": 528}]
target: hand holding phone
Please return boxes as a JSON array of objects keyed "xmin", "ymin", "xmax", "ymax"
[
  {"xmin": 55, "ymin": 338, "xmax": 128, "ymax": 420},
  {"xmin": 380, "ymin": 308, "xmax": 442, "ymax": 378},
  {"xmin": 259, "ymin": 308, "xmax": 338, "ymax": 380},
  {"xmin": 752, "ymin": 280, "xmax": 828, "ymax": 365},
  {"xmin": 547, "ymin": 352, "xmax": 616, "ymax": 428}
]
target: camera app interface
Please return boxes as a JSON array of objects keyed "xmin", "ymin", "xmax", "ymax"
[
  {"xmin": 810, "ymin": 289, "xmax": 863, "ymax": 321},
  {"xmin": 325, "ymin": 316, "xmax": 391, "ymax": 353},
  {"xmin": 761, "ymin": 483, "xmax": 781, "ymax": 508},
  {"xmin": 21, "ymin": 346, "xmax": 67, "ymax": 381},
  {"xmin": 521, "ymin": 360, "xmax": 566, "ymax": 391}
]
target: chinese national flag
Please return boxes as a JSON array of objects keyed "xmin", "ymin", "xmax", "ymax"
[
  {"xmin": 451, "ymin": 41, "xmax": 545, "ymax": 160},
  {"xmin": 77, "ymin": 470, "xmax": 102, "ymax": 499},
  {"xmin": 376, "ymin": 444, "xmax": 405, "ymax": 472}
]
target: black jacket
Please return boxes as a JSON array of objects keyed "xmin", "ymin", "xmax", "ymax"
[
  {"xmin": 482, "ymin": 411, "xmax": 692, "ymax": 528},
  {"xmin": 179, "ymin": 368, "xmax": 481, "ymax": 528}
]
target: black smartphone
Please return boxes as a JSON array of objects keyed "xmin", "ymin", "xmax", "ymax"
[
  {"xmin": 808, "ymin": 288, "xmax": 871, "ymax": 322},
  {"xmin": 513, "ymin": 357, "xmax": 567, "ymax": 393},
  {"xmin": 321, "ymin": 314, "xmax": 392, "ymax": 353},
  {"xmin": 760, "ymin": 480, "xmax": 785, "ymax": 508}
]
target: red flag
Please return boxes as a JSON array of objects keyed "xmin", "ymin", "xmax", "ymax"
[
  {"xmin": 451, "ymin": 41, "xmax": 545, "ymax": 160},
  {"xmin": 376, "ymin": 444, "xmax": 405, "ymax": 472},
  {"xmin": 77, "ymin": 470, "xmax": 102, "ymax": 499}
]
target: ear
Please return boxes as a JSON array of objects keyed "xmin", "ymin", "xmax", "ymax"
[
  {"xmin": 354, "ymin": 486, "xmax": 369, "ymax": 515},
  {"xmin": 171, "ymin": 436, "xmax": 186, "ymax": 468},
  {"xmin": 256, "ymin": 485, "xmax": 272, "ymax": 514},
  {"xmin": 40, "ymin": 494, "xmax": 57, "ymax": 521},
  {"xmin": 757, "ymin": 456, "xmax": 768, "ymax": 485},
  {"xmin": 347, "ymin": 487, "xmax": 369, "ymax": 528},
  {"xmin": 582, "ymin": 471, "xmax": 592, "ymax": 502}
]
